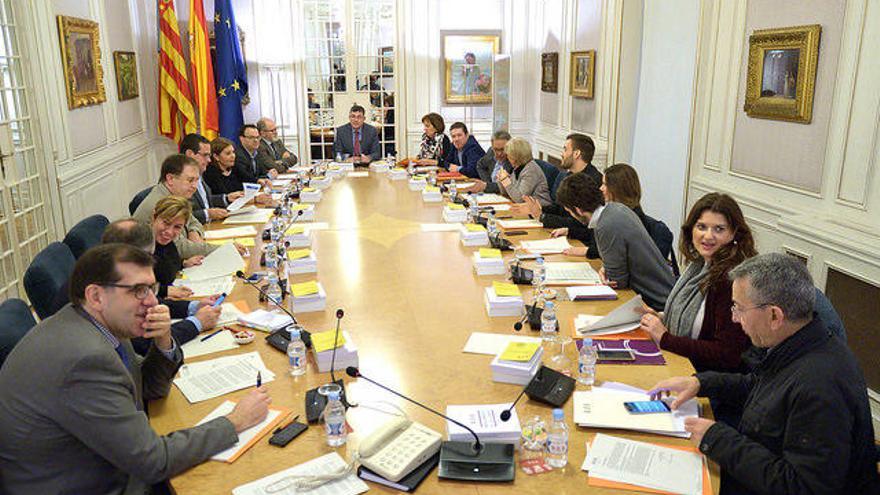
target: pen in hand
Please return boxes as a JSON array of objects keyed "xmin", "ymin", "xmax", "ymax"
[
  {"xmin": 256, "ymin": 371, "xmax": 262, "ymax": 388},
  {"xmin": 212, "ymin": 293, "xmax": 227, "ymax": 307}
]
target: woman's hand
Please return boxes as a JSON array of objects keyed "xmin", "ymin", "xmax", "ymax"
[
  {"xmin": 640, "ymin": 313, "xmax": 668, "ymax": 343},
  {"xmin": 550, "ymin": 227, "xmax": 569, "ymax": 238},
  {"xmin": 562, "ymin": 246, "xmax": 587, "ymax": 257},
  {"xmin": 183, "ymin": 255, "xmax": 205, "ymax": 268}
]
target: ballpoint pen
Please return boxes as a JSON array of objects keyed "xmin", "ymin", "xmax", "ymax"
[
  {"xmin": 257, "ymin": 371, "xmax": 262, "ymax": 388},
  {"xmin": 200, "ymin": 328, "xmax": 223, "ymax": 341},
  {"xmin": 212, "ymin": 293, "xmax": 228, "ymax": 307}
]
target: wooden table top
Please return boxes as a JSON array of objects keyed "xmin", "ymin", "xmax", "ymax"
[{"xmin": 149, "ymin": 173, "xmax": 720, "ymax": 494}]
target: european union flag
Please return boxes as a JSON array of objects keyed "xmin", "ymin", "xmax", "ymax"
[{"xmin": 213, "ymin": 0, "xmax": 248, "ymax": 140}]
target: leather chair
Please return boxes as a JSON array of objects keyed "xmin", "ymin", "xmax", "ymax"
[
  {"xmin": 63, "ymin": 214, "xmax": 109, "ymax": 259},
  {"xmin": 534, "ymin": 159, "xmax": 560, "ymax": 197},
  {"xmin": 22, "ymin": 242, "xmax": 76, "ymax": 320},
  {"xmin": 128, "ymin": 186, "xmax": 154, "ymax": 215},
  {"xmin": 0, "ymin": 298, "xmax": 37, "ymax": 368}
]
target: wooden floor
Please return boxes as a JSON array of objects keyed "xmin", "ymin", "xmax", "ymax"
[{"xmin": 149, "ymin": 172, "xmax": 720, "ymax": 494}]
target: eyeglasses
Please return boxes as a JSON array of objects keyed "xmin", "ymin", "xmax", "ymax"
[
  {"xmin": 730, "ymin": 303, "xmax": 770, "ymax": 317},
  {"xmin": 102, "ymin": 283, "xmax": 160, "ymax": 300},
  {"xmin": 242, "ymin": 135, "xmax": 260, "ymax": 140}
]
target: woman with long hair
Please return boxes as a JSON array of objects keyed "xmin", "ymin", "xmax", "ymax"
[{"xmin": 415, "ymin": 112, "xmax": 452, "ymax": 167}]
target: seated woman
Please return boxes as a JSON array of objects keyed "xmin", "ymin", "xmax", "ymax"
[
  {"xmin": 204, "ymin": 137, "xmax": 272, "ymax": 205},
  {"xmin": 415, "ymin": 112, "xmax": 451, "ymax": 167},
  {"xmin": 151, "ymin": 196, "xmax": 204, "ymax": 299},
  {"xmin": 639, "ymin": 192, "xmax": 757, "ymax": 372},
  {"xmin": 497, "ymin": 138, "xmax": 552, "ymax": 207}
]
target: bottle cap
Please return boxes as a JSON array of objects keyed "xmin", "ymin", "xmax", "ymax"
[
  {"xmin": 536, "ymin": 257, "xmax": 544, "ymax": 263},
  {"xmin": 288, "ymin": 327, "xmax": 300, "ymax": 339},
  {"xmin": 552, "ymin": 408, "xmax": 564, "ymax": 421},
  {"xmin": 544, "ymin": 301, "xmax": 554, "ymax": 310},
  {"xmin": 582, "ymin": 338, "xmax": 592, "ymax": 346},
  {"xmin": 327, "ymin": 391, "xmax": 340, "ymax": 401}
]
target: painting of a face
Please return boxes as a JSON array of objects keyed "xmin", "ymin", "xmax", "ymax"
[{"xmin": 443, "ymin": 33, "xmax": 500, "ymax": 103}]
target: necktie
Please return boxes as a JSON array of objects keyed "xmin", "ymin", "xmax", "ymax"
[
  {"xmin": 115, "ymin": 343, "xmax": 131, "ymax": 370},
  {"xmin": 353, "ymin": 128, "xmax": 361, "ymax": 156}
]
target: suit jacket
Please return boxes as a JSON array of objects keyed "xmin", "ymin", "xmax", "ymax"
[
  {"xmin": 475, "ymin": 151, "xmax": 512, "ymax": 195},
  {"xmin": 498, "ymin": 160, "xmax": 552, "ymax": 206},
  {"xmin": 0, "ymin": 305, "xmax": 237, "ymax": 494},
  {"xmin": 258, "ymin": 138, "xmax": 297, "ymax": 172},
  {"xmin": 444, "ymin": 135, "xmax": 484, "ymax": 178},
  {"xmin": 191, "ymin": 178, "xmax": 228, "ymax": 225},
  {"xmin": 233, "ymin": 144, "xmax": 272, "ymax": 184},
  {"xmin": 132, "ymin": 183, "xmax": 217, "ymax": 259},
  {"xmin": 333, "ymin": 123, "xmax": 381, "ymax": 162}
]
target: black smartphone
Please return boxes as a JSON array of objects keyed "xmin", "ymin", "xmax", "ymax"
[
  {"xmin": 596, "ymin": 348, "xmax": 635, "ymax": 361},
  {"xmin": 505, "ymin": 230, "xmax": 529, "ymax": 236},
  {"xmin": 269, "ymin": 421, "xmax": 308, "ymax": 447},
  {"xmin": 623, "ymin": 400, "xmax": 671, "ymax": 414}
]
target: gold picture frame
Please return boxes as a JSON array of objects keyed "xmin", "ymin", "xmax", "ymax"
[
  {"xmin": 743, "ymin": 24, "xmax": 821, "ymax": 123},
  {"xmin": 113, "ymin": 51, "xmax": 139, "ymax": 101},
  {"xmin": 541, "ymin": 52, "xmax": 558, "ymax": 93},
  {"xmin": 570, "ymin": 50, "xmax": 596, "ymax": 98},
  {"xmin": 57, "ymin": 15, "xmax": 106, "ymax": 109},
  {"xmin": 442, "ymin": 32, "xmax": 501, "ymax": 104}
]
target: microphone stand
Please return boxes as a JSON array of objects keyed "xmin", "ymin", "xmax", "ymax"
[{"xmin": 304, "ymin": 309, "xmax": 356, "ymax": 422}]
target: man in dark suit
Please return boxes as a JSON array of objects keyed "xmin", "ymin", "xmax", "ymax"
[
  {"xmin": 233, "ymin": 124, "xmax": 277, "ymax": 186},
  {"xmin": 468, "ymin": 130, "xmax": 512, "ymax": 194},
  {"xmin": 0, "ymin": 244, "xmax": 271, "ymax": 494},
  {"xmin": 333, "ymin": 104, "xmax": 381, "ymax": 164},
  {"xmin": 256, "ymin": 117, "xmax": 298, "ymax": 172},
  {"xmin": 180, "ymin": 133, "xmax": 243, "ymax": 225}
]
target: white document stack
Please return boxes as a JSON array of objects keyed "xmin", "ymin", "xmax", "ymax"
[
  {"xmin": 459, "ymin": 225, "xmax": 489, "ymax": 246},
  {"xmin": 173, "ymin": 352, "xmax": 275, "ymax": 403},
  {"xmin": 289, "ymin": 204, "xmax": 315, "ymax": 221},
  {"xmin": 408, "ymin": 177, "xmax": 427, "ymax": 191},
  {"xmin": 300, "ymin": 188, "xmax": 322, "ymax": 203},
  {"xmin": 490, "ymin": 346, "xmax": 544, "ymax": 385},
  {"xmin": 309, "ymin": 176, "xmax": 332, "ymax": 189},
  {"xmin": 388, "ymin": 167, "xmax": 407, "ymax": 180},
  {"xmin": 472, "ymin": 251, "xmax": 506, "ymax": 275},
  {"xmin": 421, "ymin": 186, "xmax": 442, "ymax": 202},
  {"xmin": 285, "ymin": 229, "xmax": 313, "ymax": 248},
  {"xmin": 287, "ymin": 251, "xmax": 318, "ymax": 274},
  {"xmin": 326, "ymin": 167, "xmax": 344, "ymax": 179},
  {"xmin": 442, "ymin": 204, "xmax": 468, "ymax": 223},
  {"xmin": 337, "ymin": 161, "xmax": 356, "ymax": 172},
  {"xmin": 446, "ymin": 404, "xmax": 522, "ymax": 448},
  {"xmin": 313, "ymin": 331, "xmax": 359, "ymax": 373},
  {"xmin": 370, "ymin": 161, "xmax": 390, "ymax": 173},
  {"xmin": 237, "ymin": 309, "xmax": 293, "ymax": 332},
  {"xmin": 290, "ymin": 282, "xmax": 327, "ymax": 313},
  {"xmin": 483, "ymin": 287, "xmax": 524, "ymax": 317}
]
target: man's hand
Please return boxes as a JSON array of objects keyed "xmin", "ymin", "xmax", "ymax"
[
  {"xmin": 523, "ymin": 196, "xmax": 543, "ymax": 219},
  {"xmin": 267, "ymin": 169, "xmax": 279, "ymax": 179},
  {"xmin": 227, "ymin": 191, "xmax": 245, "ymax": 202},
  {"xmin": 496, "ymin": 169, "xmax": 510, "ymax": 183},
  {"xmin": 550, "ymin": 227, "xmax": 569, "ymax": 238},
  {"xmin": 345, "ymin": 156, "xmax": 357, "ymax": 163},
  {"xmin": 195, "ymin": 305, "xmax": 221, "ymax": 330},
  {"xmin": 167, "ymin": 286, "xmax": 193, "ymax": 300},
  {"xmin": 640, "ymin": 313, "xmax": 668, "ymax": 343},
  {"xmin": 255, "ymin": 193, "xmax": 275, "ymax": 207},
  {"xmin": 207, "ymin": 208, "xmax": 229, "ymax": 221},
  {"xmin": 281, "ymin": 151, "xmax": 291, "ymax": 160},
  {"xmin": 142, "ymin": 304, "xmax": 172, "ymax": 350},
  {"xmin": 509, "ymin": 203, "xmax": 530, "ymax": 216},
  {"xmin": 197, "ymin": 295, "xmax": 220, "ymax": 308},
  {"xmin": 648, "ymin": 376, "xmax": 701, "ymax": 410},
  {"xmin": 183, "ymin": 255, "xmax": 204, "ymax": 268},
  {"xmin": 258, "ymin": 178, "xmax": 272, "ymax": 188},
  {"xmin": 449, "ymin": 164, "xmax": 462, "ymax": 173},
  {"xmin": 562, "ymin": 246, "xmax": 587, "ymax": 257},
  {"xmin": 467, "ymin": 180, "xmax": 487, "ymax": 193},
  {"xmin": 358, "ymin": 154, "xmax": 371, "ymax": 163},
  {"xmin": 226, "ymin": 387, "xmax": 272, "ymax": 433},
  {"xmin": 187, "ymin": 230, "xmax": 203, "ymax": 243},
  {"xmin": 684, "ymin": 417, "xmax": 715, "ymax": 446}
]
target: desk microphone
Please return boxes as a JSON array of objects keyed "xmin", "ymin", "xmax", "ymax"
[
  {"xmin": 235, "ymin": 270, "xmax": 300, "ymax": 326},
  {"xmin": 304, "ymin": 308, "xmax": 354, "ymax": 422},
  {"xmin": 499, "ymin": 387, "xmax": 528, "ymax": 421},
  {"xmin": 513, "ymin": 300, "xmax": 539, "ymax": 331},
  {"xmin": 329, "ymin": 308, "xmax": 343, "ymax": 384}
]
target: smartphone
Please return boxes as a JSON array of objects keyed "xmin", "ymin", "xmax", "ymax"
[
  {"xmin": 596, "ymin": 348, "xmax": 635, "ymax": 361},
  {"xmin": 623, "ymin": 400, "xmax": 671, "ymax": 414}
]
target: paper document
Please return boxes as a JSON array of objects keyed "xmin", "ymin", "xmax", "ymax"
[
  {"xmin": 197, "ymin": 400, "xmax": 287, "ymax": 462},
  {"xmin": 572, "ymin": 383, "xmax": 699, "ymax": 437},
  {"xmin": 544, "ymin": 262, "xmax": 601, "ymax": 285},
  {"xmin": 179, "ymin": 243, "xmax": 244, "ymax": 281},
  {"xmin": 573, "ymin": 294, "xmax": 646, "ymax": 337},
  {"xmin": 347, "ymin": 171, "xmax": 369, "ymax": 178},
  {"xmin": 223, "ymin": 209, "xmax": 275, "ymax": 225},
  {"xmin": 519, "ymin": 236, "xmax": 572, "ymax": 254},
  {"xmin": 174, "ymin": 352, "xmax": 275, "ymax": 403},
  {"xmin": 232, "ymin": 452, "xmax": 369, "ymax": 495},
  {"xmin": 181, "ymin": 330, "xmax": 238, "ymax": 359},
  {"xmin": 226, "ymin": 206, "xmax": 259, "ymax": 218},
  {"xmin": 475, "ymin": 193, "xmax": 511, "ymax": 205},
  {"xmin": 462, "ymin": 332, "xmax": 542, "ymax": 355},
  {"xmin": 204, "ymin": 226, "xmax": 258, "ymax": 240},
  {"xmin": 566, "ymin": 285, "xmax": 617, "ymax": 300},
  {"xmin": 585, "ymin": 434, "xmax": 704, "ymax": 495},
  {"xmin": 217, "ymin": 301, "xmax": 249, "ymax": 326},
  {"xmin": 497, "ymin": 219, "xmax": 543, "ymax": 229},
  {"xmin": 173, "ymin": 275, "xmax": 235, "ymax": 297},
  {"xmin": 227, "ymin": 189, "xmax": 259, "ymax": 212}
]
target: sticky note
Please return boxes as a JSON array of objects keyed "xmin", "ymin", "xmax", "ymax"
[
  {"xmin": 424, "ymin": 186, "xmax": 440, "ymax": 192},
  {"xmin": 465, "ymin": 224, "xmax": 486, "ymax": 232},
  {"xmin": 311, "ymin": 176, "xmax": 326, "ymax": 181},
  {"xmin": 446, "ymin": 203, "xmax": 465, "ymax": 210},
  {"xmin": 290, "ymin": 280, "xmax": 319, "ymax": 298},
  {"xmin": 286, "ymin": 226, "xmax": 305, "ymax": 235},
  {"xmin": 235, "ymin": 237, "xmax": 256, "ymax": 247},
  {"xmin": 301, "ymin": 187, "xmax": 316, "ymax": 192},
  {"xmin": 493, "ymin": 281, "xmax": 521, "ymax": 297},
  {"xmin": 479, "ymin": 248, "xmax": 502, "ymax": 259},
  {"xmin": 287, "ymin": 249, "xmax": 312, "ymax": 260},
  {"xmin": 289, "ymin": 203, "xmax": 312, "ymax": 211},
  {"xmin": 499, "ymin": 341, "xmax": 540, "ymax": 362},
  {"xmin": 311, "ymin": 330, "xmax": 346, "ymax": 353}
]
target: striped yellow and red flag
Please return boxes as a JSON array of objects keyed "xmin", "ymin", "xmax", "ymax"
[
  {"xmin": 157, "ymin": 0, "xmax": 196, "ymax": 143},
  {"xmin": 188, "ymin": 0, "xmax": 218, "ymax": 139}
]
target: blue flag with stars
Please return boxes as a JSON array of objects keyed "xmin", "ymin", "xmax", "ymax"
[{"xmin": 213, "ymin": 0, "xmax": 248, "ymax": 140}]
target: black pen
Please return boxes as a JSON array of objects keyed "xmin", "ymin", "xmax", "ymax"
[
  {"xmin": 257, "ymin": 371, "xmax": 262, "ymax": 388},
  {"xmin": 200, "ymin": 328, "xmax": 223, "ymax": 342}
]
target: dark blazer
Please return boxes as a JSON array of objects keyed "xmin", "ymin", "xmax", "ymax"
[
  {"xmin": 696, "ymin": 318, "xmax": 879, "ymax": 494},
  {"xmin": 333, "ymin": 123, "xmax": 381, "ymax": 162},
  {"xmin": 233, "ymin": 144, "xmax": 272, "ymax": 184},
  {"xmin": 191, "ymin": 178, "xmax": 228, "ymax": 225},
  {"xmin": 475, "ymin": 151, "xmax": 512, "ymax": 194},
  {"xmin": 204, "ymin": 163, "xmax": 244, "ymax": 195},
  {"xmin": 154, "ymin": 241, "xmax": 182, "ymax": 300},
  {"xmin": 258, "ymin": 138, "xmax": 297, "ymax": 172},
  {"xmin": 444, "ymin": 135, "xmax": 484, "ymax": 179},
  {"xmin": 0, "ymin": 305, "xmax": 237, "ymax": 494}
]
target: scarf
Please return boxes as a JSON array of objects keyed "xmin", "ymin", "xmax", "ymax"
[
  {"xmin": 418, "ymin": 133, "xmax": 444, "ymax": 160},
  {"xmin": 663, "ymin": 259, "xmax": 710, "ymax": 337}
]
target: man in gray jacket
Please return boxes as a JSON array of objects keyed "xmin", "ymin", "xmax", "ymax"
[
  {"xmin": 0, "ymin": 244, "xmax": 270, "ymax": 494},
  {"xmin": 556, "ymin": 172, "xmax": 674, "ymax": 310}
]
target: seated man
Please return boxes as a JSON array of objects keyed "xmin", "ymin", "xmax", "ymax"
[
  {"xmin": 133, "ymin": 154, "xmax": 217, "ymax": 259},
  {"xmin": 555, "ymin": 172, "xmax": 674, "ymax": 310},
  {"xmin": 180, "ymin": 133, "xmax": 241, "ymax": 225},
  {"xmin": 256, "ymin": 117, "xmax": 298, "ymax": 172},
  {"xmin": 333, "ymin": 104, "xmax": 381, "ymax": 164},
  {"xmin": 467, "ymin": 130, "xmax": 512, "ymax": 194},
  {"xmin": 0, "ymin": 244, "xmax": 270, "ymax": 494},
  {"xmin": 445, "ymin": 122, "xmax": 484, "ymax": 178},
  {"xmin": 650, "ymin": 253, "xmax": 879, "ymax": 494},
  {"xmin": 234, "ymin": 124, "xmax": 277, "ymax": 186}
]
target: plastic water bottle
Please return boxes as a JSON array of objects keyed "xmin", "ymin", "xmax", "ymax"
[
  {"xmin": 545, "ymin": 408, "xmax": 569, "ymax": 468},
  {"xmin": 266, "ymin": 273, "xmax": 283, "ymax": 310},
  {"xmin": 468, "ymin": 198, "xmax": 480, "ymax": 223},
  {"xmin": 449, "ymin": 180, "xmax": 458, "ymax": 199},
  {"xmin": 541, "ymin": 301, "xmax": 557, "ymax": 342},
  {"xmin": 287, "ymin": 326, "xmax": 307, "ymax": 376},
  {"xmin": 487, "ymin": 211, "xmax": 498, "ymax": 236},
  {"xmin": 533, "ymin": 257, "xmax": 546, "ymax": 303},
  {"xmin": 264, "ymin": 242, "xmax": 278, "ymax": 272},
  {"xmin": 323, "ymin": 391, "xmax": 347, "ymax": 447},
  {"xmin": 578, "ymin": 338, "xmax": 598, "ymax": 386}
]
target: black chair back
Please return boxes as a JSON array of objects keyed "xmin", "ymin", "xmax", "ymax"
[
  {"xmin": 63, "ymin": 214, "xmax": 109, "ymax": 259},
  {"xmin": 129, "ymin": 186, "xmax": 154, "ymax": 215},
  {"xmin": 22, "ymin": 242, "xmax": 76, "ymax": 320},
  {"xmin": 0, "ymin": 298, "xmax": 37, "ymax": 368}
]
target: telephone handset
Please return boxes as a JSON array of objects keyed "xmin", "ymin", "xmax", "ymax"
[{"xmin": 358, "ymin": 417, "xmax": 443, "ymax": 482}]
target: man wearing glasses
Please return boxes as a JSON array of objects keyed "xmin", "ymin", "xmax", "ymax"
[
  {"xmin": 234, "ymin": 124, "xmax": 277, "ymax": 186},
  {"xmin": 0, "ymin": 244, "xmax": 272, "ymax": 494},
  {"xmin": 256, "ymin": 117, "xmax": 298, "ymax": 173},
  {"xmin": 649, "ymin": 253, "xmax": 878, "ymax": 494}
]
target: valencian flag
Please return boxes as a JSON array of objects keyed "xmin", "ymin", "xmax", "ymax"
[
  {"xmin": 157, "ymin": 0, "xmax": 196, "ymax": 143},
  {"xmin": 188, "ymin": 0, "xmax": 218, "ymax": 139},
  {"xmin": 214, "ymin": 0, "xmax": 248, "ymax": 140}
]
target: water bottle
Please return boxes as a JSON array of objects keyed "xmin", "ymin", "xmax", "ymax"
[
  {"xmin": 545, "ymin": 408, "xmax": 569, "ymax": 468},
  {"xmin": 577, "ymin": 338, "xmax": 598, "ymax": 386},
  {"xmin": 323, "ymin": 391, "xmax": 347, "ymax": 447},
  {"xmin": 541, "ymin": 301, "xmax": 557, "ymax": 342},
  {"xmin": 487, "ymin": 211, "xmax": 497, "ymax": 236},
  {"xmin": 287, "ymin": 326, "xmax": 307, "ymax": 376},
  {"xmin": 264, "ymin": 242, "xmax": 278, "ymax": 272},
  {"xmin": 449, "ymin": 180, "xmax": 458, "ymax": 199},
  {"xmin": 468, "ymin": 198, "xmax": 480, "ymax": 223},
  {"xmin": 335, "ymin": 151, "xmax": 343, "ymax": 163},
  {"xmin": 266, "ymin": 272, "xmax": 283, "ymax": 310},
  {"xmin": 428, "ymin": 171, "xmax": 437, "ymax": 186},
  {"xmin": 533, "ymin": 257, "xmax": 546, "ymax": 303}
]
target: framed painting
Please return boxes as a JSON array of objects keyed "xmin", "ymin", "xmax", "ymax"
[
  {"xmin": 57, "ymin": 15, "xmax": 106, "ymax": 109},
  {"xmin": 570, "ymin": 50, "xmax": 595, "ymax": 98},
  {"xmin": 541, "ymin": 52, "xmax": 558, "ymax": 93},
  {"xmin": 743, "ymin": 24, "xmax": 821, "ymax": 123},
  {"xmin": 442, "ymin": 32, "xmax": 501, "ymax": 104},
  {"xmin": 113, "ymin": 51, "xmax": 139, "ymax": 101}
]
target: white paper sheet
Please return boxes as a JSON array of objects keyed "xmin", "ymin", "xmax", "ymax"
[
  {"xmin": 232, "ymin": 453, "xmax": 369, "ymax": 495},
  {"xmin": 172, "ymin": 276, "xmax": 235, "ymax": 297},
  {"xmin": 497, "ymin": 219, "xmax": 543, "ymax": 229},
  {"xmin": 566, "ymin": 285, "xmax": 618, "ymax": 300},
  {"xmin": 204, "ymin": 226, "xmax": 258, "ymax": 240},
  {"xmin": 223, "ymin": 209, "xmax": 275, "ymax": 225},
  {"xmin": 462, "ymin": 332, "xmax": 542, "ymax": 355},
  {"xmin": 572, "ymin": 383, "xmax": 700, "ymax": 437},
  {"xmin": 181, "ymin": 330, "xmax": 238, "ymax": 359},
  {"xmin": 227, "ymin": 189, "xmax": 259, "ymax": 212},
  {"xmin": 197, "ymin": 400, "xmax": 282, "ymax": 462},
  {"xmin": 475, "ymin": 193, "xmax": 511, "ymax": 205},
  {"xmin": 179, "ymin": 243, "xmax": 244, "ymax": 281},
  {"xmin": 519, "ymin": 236, "xmax": 572, "ymax": 254},
  {"xmin": 544, "ymin": 262, "xmax": 601, "ymax": 284},
  {"xmin": 574, "ymin": 294, "xmax": 647, "ymax": 337},
  {"xmin": 174, "ymin": 351, "xmax": 275, "ymax": 403}
]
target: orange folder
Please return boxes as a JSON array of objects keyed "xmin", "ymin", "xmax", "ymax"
[
  {"xmin": 587, "ymin": 442, "xmax": 713, "ymax": 495},
  {"xmin": 222, "ymin": 403, "xmax": 290, "ymax": 463}
]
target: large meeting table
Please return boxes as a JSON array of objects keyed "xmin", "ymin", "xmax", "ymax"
[{"xmin": 150, "ymin": 170, "xmax": 720, "ymax": 494}]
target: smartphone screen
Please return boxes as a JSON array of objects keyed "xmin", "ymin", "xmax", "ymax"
[
  {"xmin": 596, "ymin": 348, "xmax": 635, "ymax": 361},
  {"xmin": 623, "ymin": 400, "xmax": 671, "ymax": 414}
]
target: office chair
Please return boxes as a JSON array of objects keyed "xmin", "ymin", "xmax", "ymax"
[
  {"xmin": 63, "ymin": 214, "xmax": 109, "ymax": 259},
  {"xmin": 0, "ymin": 298, "xmax": 37, "ymax": 369},
  {"xmin": 23, "ymin": 242, "xmax": 76, "ymax": 320},
  {"xmin": 129, "ymin": 186, "xmax": 154, "ymax": 215}
]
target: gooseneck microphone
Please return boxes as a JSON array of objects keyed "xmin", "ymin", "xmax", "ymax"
[
  {"xmin": 235, "ymin": 270, "xmax": 300, "ymax": 326},
  {"xmin": 513, "ymin": 299, "xmax": 539, "ymax": 332},
  {"xmin": 345, "ymin": 366, "xmax": 482, "ymax": 451},
  {"xmin": 329, "ymin": 309, "xmax": 344, "ymax": 384},
  {"xmin": 499, "ymin": 387, "xmax": 528, "ymax": 421}
]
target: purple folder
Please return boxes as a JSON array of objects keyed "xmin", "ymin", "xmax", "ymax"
[{"xmin": 576, "ymin": 338, "xmax": 666, "ymax": 365}]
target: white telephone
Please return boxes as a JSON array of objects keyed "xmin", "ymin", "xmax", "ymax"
[{"xmin": 358, "ymin": 417, "xmax": 442, "ymax": 482}]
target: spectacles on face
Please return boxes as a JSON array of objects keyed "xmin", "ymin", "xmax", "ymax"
[
  {"xmin": 242, "ymin": 134, "xmax": 260, "ymax": 141},
  {"xmin": 102, "ymin": 283, "xmax": 160, "ymax": 300},
  {"xmin": 264, "ymin": 127, "xmax": 277, "ymax": 133},
  {"xmin": 731, "ymin": 302, "xmax": 769, "ymax": 317}
]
